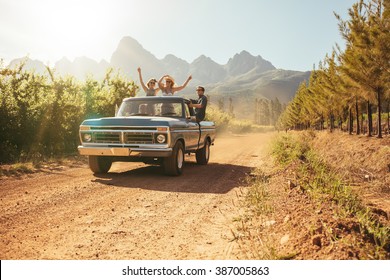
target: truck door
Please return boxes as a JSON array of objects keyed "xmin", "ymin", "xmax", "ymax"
[{"xmin": 184, "ymin": 103, "xmax": 200, "ymax": 150}]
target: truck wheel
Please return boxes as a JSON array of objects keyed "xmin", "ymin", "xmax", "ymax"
[
  {"xmin": 163, "ymin": 141, "xmax": 184, "ymax": 176},
  {"xmin": 88, "ymin": 156, "xmax": 112, "ymax": 174},
  {"xmin": 196, "ymin": 139, "xmax": 210, "ymax": 165}
]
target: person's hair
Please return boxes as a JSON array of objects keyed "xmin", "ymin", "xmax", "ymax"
[
  {"xmin": 147, "ymin": 78, "xmax": 157, "ymax": 87},
  {"xmin": 165, "ymin": 76, "xmax": 175, "ymax": 87},
  {"xmin": 196, "ymin": 86, "xmax": 205, "ymax": 92}
]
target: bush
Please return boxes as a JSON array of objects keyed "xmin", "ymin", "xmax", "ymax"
[
  {"xmin": 206, "ymin": 105, "xmax": 273, "ymax": 134},
  {"xmin": 271, "ymin": 133, "xmax": 310, "ymax": 166},
  {"xmin": 0, "ymin": 62, "xmax": 137, "ymax": 163}
]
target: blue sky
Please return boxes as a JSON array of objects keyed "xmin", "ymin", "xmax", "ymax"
[{"xmin": 0, "ymin": 0, "xmax": 356, "ymax": 71}]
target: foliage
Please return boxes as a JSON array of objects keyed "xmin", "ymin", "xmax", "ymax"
[
  {"xmin": 278, "ymin": 0, "xmax": 390, "ymax": 138},
  {"xmin": 254, "ymin": 98, "xmax": 283, "ymax": 126},
  {"xmin": 206, "ymin": 105, "xmax": 274, "ymax": 134},
  {"xmin": 270, "ymin": 132, "xmax": 311, "ymax": 166},
  {"xmin": 0, "ymin": 61, "xmax": 137, "ymax": 163}
]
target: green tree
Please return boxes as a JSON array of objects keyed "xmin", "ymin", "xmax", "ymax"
[
  {"xmin": 0, "ymin": 61, "xmax": 139, "ymax": 163},
  {"xmin": 336, "ymin": 0, "xmax": 390, "ymax": 137}
]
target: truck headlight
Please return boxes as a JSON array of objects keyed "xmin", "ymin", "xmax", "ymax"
[
  {"xmin": 83, "ymin": 133, "xmax": 92, "ymax": 142},
  {"xmin": 156, "ymin": 134, "xmax": 166, "ymax": 144}
]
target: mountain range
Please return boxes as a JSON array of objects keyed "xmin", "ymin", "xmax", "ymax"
[{"xmin": 7, "ymin": 36, "xmax": 310, "ymax": 119}]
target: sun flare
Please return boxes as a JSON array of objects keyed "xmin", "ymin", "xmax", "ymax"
[{"xmin": 34, "ymin": 0, "xmax": 115, "ymax": 62}]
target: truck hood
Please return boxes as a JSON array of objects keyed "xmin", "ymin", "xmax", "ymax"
[{"xmin": 81, "ymin": 116, "xmax": 185, "ymax": 128}]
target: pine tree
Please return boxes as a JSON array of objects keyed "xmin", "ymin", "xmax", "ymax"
[{"xmin": 336, "ymin": 0, "xmax": 389, "ymax": 137}]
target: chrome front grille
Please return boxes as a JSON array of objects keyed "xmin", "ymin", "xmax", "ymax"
[
  {"xmin": 88, "ymin": 130, "xmax": 155, "ymax": 144},
  {"xmin": 81, "ymin": 126, "xmax": 168, "ymax": 145},
  {"xmin": 94, "ymin": 132, "xmax": 121, "ymax": 143},
  {"xmin": 124, "ymin": 132, "xmax": 154, "ymax": 144}
]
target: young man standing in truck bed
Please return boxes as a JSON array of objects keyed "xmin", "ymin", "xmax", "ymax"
[{"xmin": 189, "ymin": 86, "xmax": 207, "ymax": 122}]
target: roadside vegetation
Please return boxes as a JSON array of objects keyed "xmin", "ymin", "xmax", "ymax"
[
  {"xmin": 0, "ymin": 61, "xmax": 137, "ymax": 164},
  {"xmin": 234, "ymin": 131, "xmax": 389, "ymax": 259},
  {"xmin": 206, "ymin": 105, "xmax": 274, "ymax": 134},
  {"xmin": 278, "ymin": 0, "xmax": 390, "ymax": 138}
]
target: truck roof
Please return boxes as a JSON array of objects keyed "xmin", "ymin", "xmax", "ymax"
[{"xmin": 122, "ymin": 96, "xmax": 190, "ymax": 103}]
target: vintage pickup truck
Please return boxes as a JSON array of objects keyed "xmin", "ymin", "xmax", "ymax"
[{"xmin": 78, "ymin": 96, "xmax": 216, "ymax": 176}]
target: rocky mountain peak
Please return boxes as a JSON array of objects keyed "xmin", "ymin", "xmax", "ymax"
[
  {"xmin": 227, "ymin": 50, "xmax": 275, "ymax": 76},
  {"xmin": 116, "ymin": 36, "xmax": 144, "ymax": 52},
  {"xmin": 190, "ymin": 55, "xmax": 227, "ymax": 84},
  {"xmin": 110, "ymin": 36, "xmax": 164, "ymax": 79}
]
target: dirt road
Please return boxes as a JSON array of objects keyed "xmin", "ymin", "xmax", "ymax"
[{"xmin": 0, "ymin": 133, "xmax": 274, "ymax": 260}]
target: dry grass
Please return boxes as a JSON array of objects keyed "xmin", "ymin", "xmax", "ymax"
[
  {"xmin": 311, "ymin": 131, "xmax": 390, "ymax": 177},
  {"xmin": 233, "ymin": 130, "xmax": 390, "ymax": 259},
  {"xmin": 310, "ymin": 131, "xmax": 390, "ymax": 221},
  {"xmin": 0, "ymin": 156, "xmax": 87, "ymax": 178}
]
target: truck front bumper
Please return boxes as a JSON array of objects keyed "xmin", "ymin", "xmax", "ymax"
[{"xmin": 78, "ymin": 146, "xmax": 173, "ymax": 157}]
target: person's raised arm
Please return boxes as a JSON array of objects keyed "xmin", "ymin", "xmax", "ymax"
[
  {"xmin": 137, "ymin": 67, "xmax": 148, "ymax": 92},
  {"xmin": 158, "ymin": 75, "xmax": 167, "ymax": 91},
  {"xmin": 173, "ymin": 75, "xmax": 192, "ymax": 92}
]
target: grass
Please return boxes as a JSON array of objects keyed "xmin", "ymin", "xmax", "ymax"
[
  {"xmin": 243, "ymin": 171, "xmax": 274, "ymax": 216},
  {"xmin": 0, "ymin": 155, "xmax": 87, "ymax": 178},
  {"xmin": 271, "ymin": 132, "xmax": 389, "ymax": 258},
  {"xmin": 0, "ymin": 162, "xmax": 36, "ymax": 177},
  {"xmin": 270, "ymin": 132, "xmax": 311, "ymax": 166},
  {"xmin": 231, "ymin": 169, "xmax": 279, "ymax": 259},
  {"xmin": 234, "ymin": 131, "xmax": 389, "ymax": 259}
]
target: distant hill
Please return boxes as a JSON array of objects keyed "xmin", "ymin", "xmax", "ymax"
[
  {"xmin": 6, "ymin": 36, "xmax": 310, "ymax": 120},
  {"xmin": 55, "ymin": 56, "xmax": 110, "ymax": 79},
  {"xmin": 8, "ymin": 57, "xmax": 48, "ymax": 75},
  {"xmin": 207, "ymin": 68, "xmax": 310, "ymax": 119},
  {"xmin": 210, "ymin": 68, "xmax": 310, "ymax": 103}
]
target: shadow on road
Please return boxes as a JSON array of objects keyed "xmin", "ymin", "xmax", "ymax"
[{"xmin": 91, "ymin": 162, "xmax": 253, "ymax": 194}]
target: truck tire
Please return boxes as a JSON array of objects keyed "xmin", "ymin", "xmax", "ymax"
[
  {"xmin": 196, "ymin": 139, "xmax": 210, "ymax": 165},
  {"xmin": 88, "ymin": 156, "xmax": 112, "ymax": 174},
  {"xmin": 163, "ymin": 141, "xmax": 184, "ymax": 176}
]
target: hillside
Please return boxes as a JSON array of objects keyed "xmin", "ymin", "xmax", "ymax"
[{"xmin": 203, "ymin": 68, "xmax": 310, "ymax": 119}]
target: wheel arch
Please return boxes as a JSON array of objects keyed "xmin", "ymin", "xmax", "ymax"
[
  {"xmin": 200, "ymin": 134, "xmax": 212, "ymax": 148},
  {"xmin": 174, "ymin": 137, "xmax": 186, "ymax": 151}
]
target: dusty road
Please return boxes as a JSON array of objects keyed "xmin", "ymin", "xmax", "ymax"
[{"xmin": 0, "ymin": 133, "xmax": 274, "ymax": 260}]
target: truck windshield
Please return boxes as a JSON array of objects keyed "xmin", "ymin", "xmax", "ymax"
[{"xmin": 117, "ymin": 100, "xmax": 183, "ymax": 118}]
